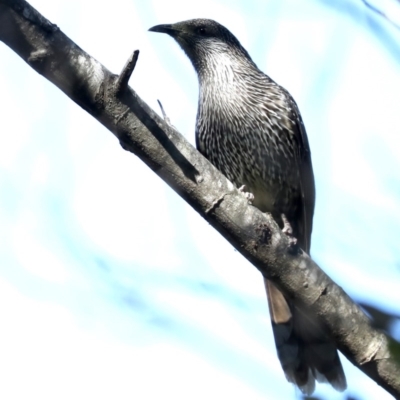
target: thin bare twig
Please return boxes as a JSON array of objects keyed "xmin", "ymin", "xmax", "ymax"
[
  {"xmin": 157, "ymin": 99, "xmax": 171, "ymax": 125},
  {"xmin": 361, "ymin": 0, "xmax": 400, "ymax": 31}
]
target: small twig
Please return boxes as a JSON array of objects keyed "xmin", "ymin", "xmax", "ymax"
[
  {"xmin": 115, "ymin": 49, "xmax": 139, "ymax": 95},
  {"xmin": 157, "ymin": 99, "xmax": 171, "ymax": 125},
  {"xmin": 361, "ymin": 0, "xmax": 400, "ymax": 31}
]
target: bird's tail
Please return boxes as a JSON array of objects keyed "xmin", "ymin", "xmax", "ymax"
[{"xmin": 265, "ymin": 279, "xmax": 347, "ymax": 395}]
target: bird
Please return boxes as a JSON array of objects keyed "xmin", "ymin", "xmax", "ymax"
[{"xmin": 149, "ymin": 18, "xmax": 346, "ymax": 395}]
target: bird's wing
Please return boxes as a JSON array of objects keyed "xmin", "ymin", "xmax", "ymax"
[{"xmin": 286, "ymin": 93, "xmax": 315, "ymax": 254}]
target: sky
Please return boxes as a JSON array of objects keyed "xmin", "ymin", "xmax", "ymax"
[{"xmin": 0, "ymin": 0, "xmax": 400, "ymax": 399}]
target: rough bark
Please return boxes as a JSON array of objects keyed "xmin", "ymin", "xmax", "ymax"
[{"xmin": 0, "ymin": 0, "xmax": 399, "ymax": 397}]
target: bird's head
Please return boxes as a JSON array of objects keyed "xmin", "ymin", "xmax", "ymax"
[{"xmin": 149, "ymin": 19, "xmax": 252, "ymax": 72}]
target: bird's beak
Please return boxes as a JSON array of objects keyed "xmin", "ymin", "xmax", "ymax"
[{"xmin": 148, "ymin": 24, "xmax": 178, "ymax": 36}]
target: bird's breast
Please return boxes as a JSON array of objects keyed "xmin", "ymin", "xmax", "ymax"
[{"xmin": 196, "ymin": 82, "xmax": 301, "ymax": 216}]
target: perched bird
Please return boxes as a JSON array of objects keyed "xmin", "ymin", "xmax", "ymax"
[{"xmin": 149, "ymin": 19, "xmax": 346, "ymax": 395}]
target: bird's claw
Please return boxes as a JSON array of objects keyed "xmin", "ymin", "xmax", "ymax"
[
  {"xmin": 281, "ymin": 213, "xmax": 297, "ymax": 247},
  {"xmin": 238, "ymin": 185, "xmax": 254, "ymax": 204},
  {"xmin": 281, "ymin": 213, "xmax": 293, "ymax": 235}
]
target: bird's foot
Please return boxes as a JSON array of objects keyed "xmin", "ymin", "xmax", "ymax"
[
  {"xmin": 281, "ymin": 213, "xmax": 293, "ymax": 235},
  {"xmin": 281, "ymin": 213, "xmax": 297, "ymax": 247},
  {"xmin": 238, "ymin": 185, "xmax": 254, "ymax": 204}
]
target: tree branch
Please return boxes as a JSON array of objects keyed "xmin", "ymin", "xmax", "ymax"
[{"xmin": 0, "ymin": 0, "xmax": 399, "ymax": 397}]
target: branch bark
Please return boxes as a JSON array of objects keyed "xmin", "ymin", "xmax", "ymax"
[{"xmin": 0, "ymin": 0, "xmax": 399, "ymax": 397}]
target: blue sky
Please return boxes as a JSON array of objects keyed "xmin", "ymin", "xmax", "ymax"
[{"xmin": 0, "ymin": 0, "xmax": 400, "ymax": 399}]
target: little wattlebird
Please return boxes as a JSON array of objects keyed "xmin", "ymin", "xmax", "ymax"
[{"xmin": 149, "ymin": 19, "xmax": 346, "ymax": 395}]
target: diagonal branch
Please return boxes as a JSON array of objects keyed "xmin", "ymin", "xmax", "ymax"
[{"xmin": 0, "ymin": 0, "xmax": 399, "ymax": 397}]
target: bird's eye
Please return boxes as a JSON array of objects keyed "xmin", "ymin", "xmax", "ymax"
[{"xmin": 196, "ymin": 26, "xmax": 207, "ymax": 35}]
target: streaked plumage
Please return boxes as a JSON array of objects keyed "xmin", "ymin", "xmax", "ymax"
[{"xmin": 149, "ymin": 19, "xmax": 346, "ymax": 395}]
